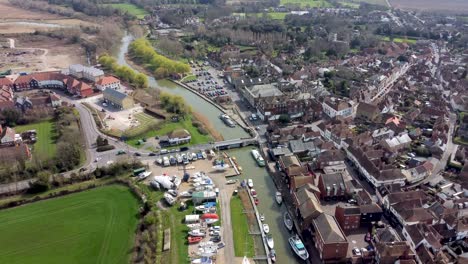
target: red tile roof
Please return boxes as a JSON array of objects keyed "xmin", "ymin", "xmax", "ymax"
[{"xmin": 96, "ymin": 76, "xmax": 120, "ymax": 86}]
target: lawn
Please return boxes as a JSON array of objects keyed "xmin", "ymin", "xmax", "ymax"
[
  {"xmin": 255, "ymin": 12, "xmax": 288, "ymax": 20},
  {"xmin": 280, "ymin": 0, "xmax": 332, "ymax": 7},
  {"xmin": 15, "ymin": 119, "xmax": 57, "ymax": 160},
  {"xmin": 0, "ymin": 185, "xmax": 140, "ymax": 264},
  {"xmin": 104, "ymin": 3, "xmax": 149, "ymax": 19},
  {"xmin": 126, "ymin": 115, "xmax": 213, "ymax": 148},
  {"xmin": 230, "ymin": 195, "xmax": 255, "ymax": 257},
  {"xmin": 381, "ymin": 36, "xmax": 418, "ymax": 44},
  {"xmin": 339, "ymin": 1, "xmax": 360, "ymax": 8}
]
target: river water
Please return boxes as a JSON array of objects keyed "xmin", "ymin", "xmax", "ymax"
[{"xmin": 115, "ymin": 34, "xmax": 300, "ymax": 264}]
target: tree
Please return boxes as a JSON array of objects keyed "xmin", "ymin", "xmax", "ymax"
[
  {"xmin": 1, "ymin": 108, "xmax": 22, "ymax": 126},
  {"xmin": 28, "ymin": 171, "xmax": 50, "ymax": 193},
  {"xmin": 278, "ymin": 114, "xmax": 290, "ymax": 124}
]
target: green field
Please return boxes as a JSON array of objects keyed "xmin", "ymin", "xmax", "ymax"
[
  {"xmin": 280, "ymin": 0, "xmax": 332, "ymax": 7},
  {"xmin": 353, "ymin": 0, "xmax": 388, "ymax": 6},
  {"xmin": 339, "ymin": 1, "xmax": 360, "ymax": 8},
  {"xmin": 255, "ymin": 12, "xmax": 288, "ymax": 20},
  {"xmin": 230, "ymin": 195, "xmax": 255, "ymax": 257},
  {"xmin": 104, "ymin": 3, "xmax": 149, "ymax": 19},
  {"xmin": 127, "ymin": 115, "xmax": 213, "ymax": 148},
  {"xmin": 0, "ymin": 185, "xmax": 140, "ymax": 264},
  {"xmin": 123, "ymin": 112, "xmax": 162, "ymax": 139},
  {"xmin": 15, "ymin": 119, "xmax": 57, "ymax": 160},
  {"xmin": 381, "ymin": 36, "xmax": 418, "ymax": 44}
]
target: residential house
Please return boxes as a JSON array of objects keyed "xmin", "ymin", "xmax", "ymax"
[
  {"xmin": 372, "ymin": 128, "xmax": 395, "ymax": 144},
  {"xmin": 311, "ymin": 213, "xmax": 349, "ymax": 262},
  {"xmin": 95, "ymin": 76, "xmax": 120, "ymax": 91},
  {"xmin": 0, "ymin": 85, "xmax": 14, "ymax": 110},
  {"xmin": 356, "ymin": 102, "xmax": 380, "ymax": 121},
  {"xmin": 289, "ymin": 139, "xmax": 316, "ymax": 157},
  {"xmin": 402, "ymin": 223, "xmax": 443, "ymax": 253},
  {"xmin": 0, "ymin": 143, "xmax": 31, "ymax": 163},
  {"xmin": 402, "ymin": 160, "xmax": 435, "ymax": 184},
  {"xmin": 278, "ymin": 155, "xmax": 308, "ymax": 179},
  {"xmin": 382, "ymin": 190, "xmax": 434, "ymax": 226},
  {"xmin": 322, "ymin": 97, "xmax": 353, "ymax": 119},
  {"xmin": 317, "ymin": 173, "xmax": 347, "ymax": 200},
  {"xmin": 293, "ymin": 184, "xmax": 323, "ymax": 230},
  {"xmin": 159, "ymin": 129, "xmax": 191, "ymax": 146},
  {"xmin": 15, "ymin": 97, "xmax": 33, "ymax": 111},
  {"xmin": 315, "ymin": 149, "xmax": 345, "ymax": 171},
  {"xmin": 0, "ymin": 127, "xmax": 18, "ymax": 145},
  {"xmin": 240, "ymin": 83, "xmax": 283, "ymax": 109},
  {"xmin": 381, "ymin": 133, "xmax": 412, "ymax": 152},
  {"xmin": 374, "ymin": 241, "xmax": 416, "ymax": 264},
  {"xmin": 335, "ymin": 205, "xmax": 361, "ymax": 233},
  {"xmin": 69, "ymin": 64, "xmax": 104, "ymax": 82},
  {"xmin": 374, "ymin": 226, "xmax": 401, "ymax": 243},
  {"xmin": 102, "ymin": 88, "xmax": 134, "ymax": 110}
]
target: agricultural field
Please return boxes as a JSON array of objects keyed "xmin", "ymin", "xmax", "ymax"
[
  {"xmin": 104, "ymin": 3, "xmax": 149, "ymax": 19},
  {"xmin": 15, "ymin": 119, "xmax": 57, "ymax": 160},
  {"xmin": 0, "ymin": 185, "xmax": 140, "ymax": 264},
  {"xmin": 280, "ymin": 0, "xmax": 332, "ymax": 8},
  {"xmin": 353, "ymin": 0, "xmax": 388, "ymax": 6},
  {"xmin": 230, "ymin": 195, "xmax": 255, "ymax": 257},
  {"xmin": 389, "ymin": 0, "xmax": 468, "ymax": 13},
  {"xmin": 381, "ymin": 36, "xmax": 418, "ymax": 44}
]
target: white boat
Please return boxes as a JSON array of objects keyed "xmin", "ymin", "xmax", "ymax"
[
  {"xmin": 260, "ymin": 214, "xmax": 265, "ymax": 222},
  {"xmin": 247, "ymin": 179, "xmax": 253, "ymax": 188},
  {"xmin": 204, "ymin": 218, "xmax": 219, "ymax": 225},
  {"xmin": 242, "ymin": 256, "xmax": 250, "ymax": 264},
  {"xmin": 155, "ymin": 157, "xmax": 163, "ymax": 165},
  {"xmin": 226, "ymin": 179, "xmax": 238, "ymax": 185},
  {"xmin": 251, "ymin": 149, "xmax": 265, "ymax": 167},
  {"xmin": 167, "ymin": 189, "xmax": 178, "ymax": 197},
  {"xmin": 209, "ymin": 150, "xmax": 216, "ymax": 158},
  {"xmin": 187, "ymin": 223, "xmax": 204, "ymax": 229},
  {"xmin": 212, "ymin": 163, "xmax": 229, "ymax": 171},
  {"xmin": 176, "ymin": 154, "xmax": 183, "ymax": 163},
  {"xmin": 284, "ymin": 212, "xmax": 293, "ymax": 231},
  {"xmin": 289, "ymin": 235, "xmax": 309, "ymax": 261},
  {"xmin": 202, "ymin": 151, "xmax": 207, "ymax": 159},
  {"xmin": 164, "ymin": 192, "xmax": 176, "ymax": 206},
  {"xmin": 265, "ymin": 234, "xmax": 274, "ymax": 249},
  {"xmin": 275, "ymin": 191, "xmax": 283, "ymax": 205},
  {"xmin": 189, "ymin": 229, "xmax": 206, "ymax": 237},
  {"xmin": 191, "ymin": 257, "xmax": 213, "ymax": 264},
  {"xmin": 250, "ymin": 188, "xmax": 257, "ymax": 198},
  {"xmin": 137, "ymin": 171, "xmax": 152, "ymax": 181},
  {"xmin": 180, "ymin": 191, "xmax": 192, "ymax": 198},
  {"xmin": 263, "ymin": 224, "xmax": 270, "ymax": 234}
]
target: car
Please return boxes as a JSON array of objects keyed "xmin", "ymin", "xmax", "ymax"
[
  {"xmin": 134, "ymin": 152, "xmax": 141, "ymax": 156},
  {"xmin": 353, "ymin": 247, "xmax": 361, "ymax": 256},
  {"xmin": 149, "ymin": 152, "xmax": 156, "ymax": 156},
  {"xmin": 116, "ymin": 150, "xmax": 126, "ymax": 155},
  {"xmin": 94, "ymin": 157, "xmax": 101, "ymax": 162},
  {"xmin": 160, "ymin": 149, "xmax": 168, "ymax": 154},
  {"xmin": 210, "ymin": 236, "xmax": 221, "ymax": 243}
]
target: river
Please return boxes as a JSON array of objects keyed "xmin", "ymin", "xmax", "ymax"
[
  {"xmin": 114, "ymin": 34, "xmax": 248, "ymax": 140},
  {"xmin": 115, "ymin": 35, "xmax": 300, "ymax": 264}
]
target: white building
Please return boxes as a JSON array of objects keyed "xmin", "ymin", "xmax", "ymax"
[
  {"xmin": 95, "ymin": 76, "xmax": 121, "ymax": 91},
  {"xmin": 322, "ymin": 97, "xmax": 353, "ymax": 118},
  {"xmin": 69, "ymin": 64, "xmax": 104, "ymax": 83}
]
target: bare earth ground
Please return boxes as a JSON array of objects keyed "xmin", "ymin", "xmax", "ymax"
[
  {"xmin": 0, "ymin": 35, "xmax": 86, "ymax": 72},
  {"xmin": 0, "ymin": 0, "xmax": 61, "ymax": 20},
  {"xmin": 390, "ymin": 0, "xmax": 468, "ymax": 13}
]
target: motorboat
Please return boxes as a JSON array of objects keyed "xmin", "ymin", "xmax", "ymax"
[
  {"xmin": 275, "ymin": 191, "xmax": 283, "ymax": 205},
  {"xmin": 242, "ymin": 256, "xmax": 250, "ymax": 264},
  {"xmin": 137, "ymin": 171, "xmax": 152, "ymax": 181},
  {"xmin": 199, "ymin": 241, "xmax": 215, "ymax": 247},
  {"xmin": 155, "ymin": 157, "xmax": 163, "ymax": 165},
  {"xmin": 251, "ymin": 149, "xmax": 265, "ymax": 167},
  {"xmin": 188, "ymin": 236, "xmax": 203, "ymax": 244},
  {"xmin": 180, "ymin": 191, "xmax": 193, "ymax": 198},
  {"xmin": 167, "ymin": 189, "xmax": 178, "ymax": 197},
  {"xmin": 262, "ymin": 224, "xmax": 270, "ymax": 234},
  {"xmin": 219, "ymin": 114, "xmax": 236, "ymax": 127},
  {"xmin": 176, "ymin": 154, "xmax": 183, "ymax": 164},
  {"xmin": 192, "ymin": 152, "xmax": 198, "ymax": 160},
  {"xmin": 198, "ymin": 245, "xmax": 217, "ymax": 256},
  {"xmin": 195, "ymin": 202, "xmax": 217, "ymax": 211},
  {"xmin": 260, "ymin": 214, "xmax": 265, "ymax": 222},
  {"xmin": 269, "ymin": 249, "xmax": 276, "ymax": 263},
  {"xmin": 202, "ymin": 151, "xmax": 208, "ymax": 159},
  {"xmin": 164, "ymin": 192, "xmax": 176, "ymax": 206},
  {"xmin": 162, "ymin": 156, "xmax": 170, "ymax": 166},
  {"xmin": 191, "ymin": 257, "xmax": 213, "ymax": 264},
  {"xmin": 254, "ymin": 198, "xmax": 259, "ymax": 205},
  {"xmin": 189, "ymin": 229, "xmax": 206, "ymax": 237},
  {"xmin": 265, "ymin": 234, "xmax": 274, "ymax": 249},
  {"xmin": 212, "ymin": 163, "xmax": 229, "ymax": 171},
  {"xmin": 284, "ymin": 212, "xmax": 293, "ymax": 231},
  {"xmin": 247, "ymin": 179, "xmax": 254, "ymax": 188},
  {"xmin": 209, "ymin": 150, "xmax": 216, "ymax": 158},
  {"xmin": 187, "ymin": 223, "xmax": 204, "ymax": 229},
  {"xmin": 289, "ymin": 235, "xmax": 309, "ymax": 261},
  {"xmin": 250, "ymin": 188, "xmax": 257, "ymax": 198},
  {"xmin": 205, "ymin": 218, "xmax": 219, "ymax": 225},
  {"xmin": 226, "ymin": 179, "xmax": 238, "ymax": 185}
]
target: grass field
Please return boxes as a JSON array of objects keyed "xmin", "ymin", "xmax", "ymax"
[
  {"xmin": 15, "ymin": 119, "xmax": 57, "ymax": 160},
  {"xmin": 230, "ymin": 195, "xmax": 255, "ymax": 257},
  {"xmin": 127, "ymin": 115, "xmax": 213, "ymax": 148},
  {"xmin": 381, "ymin": 36, "xmax": 418, "ymax": 44},
  {"xmin": 104, "ymin": 3, "xmax": 149, "ymax": 19},
  {"xmin": 339, "ymin": 1, "xmax": 360, "ymax": 8},
  {"xmin": 280, "ymin": 0, "xmax": 332, "ymax": 7},
  {"xmin": 255, "ymin": 12, "xmax": 288, "ymax": 20},
  {"xmin": 0, "ymin": 185, "xmax": 140, "ymax": 264}
]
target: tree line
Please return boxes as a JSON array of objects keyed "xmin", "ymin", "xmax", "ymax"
[
  {"xmin": 128, "ymin": 38, "xmax": 190, "ymax": 79},
  {"xmin": 98, "ymin": 54, "xmax": 149, "ymax": 88}
]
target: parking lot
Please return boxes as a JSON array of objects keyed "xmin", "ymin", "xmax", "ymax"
[{"xmin": 185, "ymin": 62, "xmax": 230, "ymax": 100}]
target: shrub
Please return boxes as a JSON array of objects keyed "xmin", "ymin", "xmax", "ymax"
[
  {"xmin": 197, "ymin": 127, "xmax": 208, "ymax": 135},
  {"xmin": 97, "ymin": 145, "xmax": 116, "ymax": 152},
  {"xmin": 192, "ymin": 121, "xmax": 201, "ymax": 128}
]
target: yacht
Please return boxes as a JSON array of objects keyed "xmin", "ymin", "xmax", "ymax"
[
  {"xmin": 275, "ymin": 191, "xmax": 282, "ymax": 205},
  {"xmin": 251, "ymin": 149, "xmax": 265, "ymax": 167},
  {"xmin": 262, "ymin": 224, "xmax": 270, "ymax": 234},
  {"xmin": 247, "ymin": 179, "xmax": 254, "ymax": 188},
  {"xmin": 289, "ymin": 235, "xmax": 309, "ymax": 261},
  {"xmin": 265, "ymin": 234, "xmax": 274, "ymax": 249},
  {"xmin": 284, "ymin": 212, "xmax": 293, "ymax": 231}
]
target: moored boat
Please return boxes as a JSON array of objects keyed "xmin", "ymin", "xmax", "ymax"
[
  {"xmin": 212, "ymin": 163, "xmax": 229, "ymax": 171},
  {"xmin": 188, "ymin": 236, "xmax": 203, "ymax": 244},
  {"xmin": 254, "ymin": 198, "xmax": 259, "ymax": 205},
  {"xmin": 284, "ymin": 211, "xmax": 293, "ymax": 231},
  {"xmin": 289, "ymin": 235, "xmax": 309, "ymax": 260},
  {"xmin": 251, "ymin": 149, "xmax": 265, "ymax": 167},
  {"xmin": 260, "ymin": 214, "xmax": 265, "ymax": 222},
  {"xmin": 275, "ymin": 191, "xmax": 282, "ymax": 205},
  {"xmin": 247, "ymin": 179, "xmax": 254, "ymax": 188},
  {"xmin": 269, "ymin": 249, "xmax": 276, "ymax": 263},
  {"xmin": 263, "ymin": 224, "xmax": 270, "ymax": 234},
  {"xmin": 164, "ymin": 192, "xmax": 176, "ymax": 205},
  {"xmin": 265, "ymin": 234, "xmax": 274, "ymax": 249},
  {"xmin": 189, "ymin": 229, "xmax": 206, "ymax": 237},
  {"xmin": 226, "ymin": 179, "xmax": 238, "ymax": 185},
  {"xmin": 250, "ymin": 188, "xmax": 257, "ymax": 198}
]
